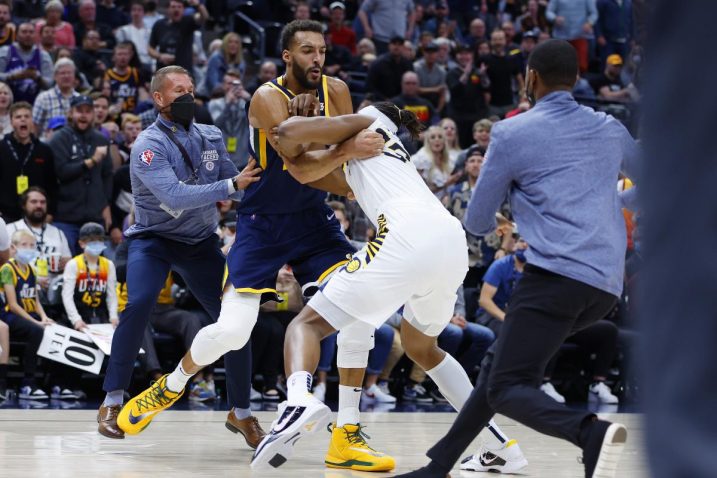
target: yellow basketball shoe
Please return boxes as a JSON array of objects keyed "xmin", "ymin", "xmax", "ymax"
[
  {"xmin": 117, "ymin": 374, "xmax": 184, "ymax": 435},
  {"xmin": 325, "ymin": 423, "xmax": 396, "ymax": 472}
]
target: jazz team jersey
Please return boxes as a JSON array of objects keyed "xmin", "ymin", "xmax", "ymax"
[
  {"xmin": 0, "ymin": 258, "xmax": 37, "ymax": 314},
  {"xmin": 239, "ymin": 75, "xmax": 332, "ymax": 215},
  {"xmin": 104, "ymin": 67, "xmax": 141, "ymax": 113},
  {"xmin": 344, "ymin": 118, "xmax": 445, "ymax": 226}
]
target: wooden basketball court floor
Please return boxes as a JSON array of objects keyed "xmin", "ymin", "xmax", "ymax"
[{"xmin": 0, "ymin": 410, "xmax": 646, "ymax": 477}]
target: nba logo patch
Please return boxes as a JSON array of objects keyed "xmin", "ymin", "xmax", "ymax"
[{"xmin": 140, "ymin": 149, "xmax": 154, "ymax": 166}]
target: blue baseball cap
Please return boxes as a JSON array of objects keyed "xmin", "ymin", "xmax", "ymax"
[{"xmin": 47, "ymin": 116, "xmax": 66, "ymax": 130}]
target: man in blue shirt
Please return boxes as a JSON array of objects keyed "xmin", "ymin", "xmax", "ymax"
[
  {"xmin": 474, "ymin": 243, "xmax": 525, "ymax": 336},
  {"xmin": 97, "ymin": 65, "xmax": 264, "ymax": 445},
  {"xmin": 397, "ymin": 40, "xmax": 638, "ymax": 478}
]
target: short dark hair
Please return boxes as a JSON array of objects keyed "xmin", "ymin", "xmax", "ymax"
[
  {"xmin": 224, "ymin": 69, "xmax": 242, "ymax": 80},
  {"xmin": 527, "ymin": 39, "xmax": 578, "ymax": 88},
  {"xmin": 21, "ymin": 187, "xmax": 48, "ymax": 208},
  {"xmin": 280, "ymin": 19, "xmax": 324, "ymax": 51},
  {"xmin": 9, "ymin": 101, "xmax": 32, "ymax": 118}
]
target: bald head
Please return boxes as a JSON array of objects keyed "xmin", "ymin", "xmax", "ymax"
[{"xmin": 401, "ymin": 71, "xmax": 419, "ymax": 96}]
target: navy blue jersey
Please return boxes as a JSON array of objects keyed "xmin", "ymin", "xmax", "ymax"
[{"xmin": 239, "ymin": 75, "xmax": 332, "ymax": 215}]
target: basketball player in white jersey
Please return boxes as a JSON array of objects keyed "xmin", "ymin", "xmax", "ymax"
[{"xmin": 251, "ymin": 102, "xmax": 528, "ymax": 473}]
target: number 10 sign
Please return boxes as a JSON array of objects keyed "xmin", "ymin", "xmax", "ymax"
[{"xmin": 37, "ymin": 324, "xmax": 104, "ymax": 375}]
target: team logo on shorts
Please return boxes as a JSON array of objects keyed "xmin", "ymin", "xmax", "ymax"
[
  {"xmin": 205, "ymin": 161, "xmax": 215, "ymax": 171},
  {"xmin": 345, "ymin": 257, "xmax": 361, "ymax": 273},
  {"xmin": 140, "ymin": 149, "xmax": 154, "ymax": 166}
]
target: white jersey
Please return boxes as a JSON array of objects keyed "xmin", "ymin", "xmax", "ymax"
[{"xmin": 344, "ymin": 118, "xmax": 446, "ymax": 227}]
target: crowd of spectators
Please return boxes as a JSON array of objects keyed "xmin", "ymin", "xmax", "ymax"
[{"xmin": 0, "ymin": 0, "xmax": 640, "ymax": 408}]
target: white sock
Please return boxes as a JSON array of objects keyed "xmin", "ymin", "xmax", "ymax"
[
  {"xmin": 425, "ymin": 354, "xmax": 472, "ymax": 410},
  {"xmin": 336, "ymin": 384, "xmax": 361, "ymax": 427},
  {"xmin": 165, "ymin": 363, "xmax": 194, "ymax": 393},
  {"xmin": 426, "ymin": 354, "xmax": 509, "ymax": 448},
  {"xmin": 287, "ymin": 371, "xmax": 312, "ymax": 402}
]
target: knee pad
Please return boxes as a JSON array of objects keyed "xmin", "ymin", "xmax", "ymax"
[
  {"xmin": 336, "ymin": 320, "xmax": 375, "ymax": 369},
  {"xmin": 190, "ymin": 290, "xmax": 260, "ymax": 365}
]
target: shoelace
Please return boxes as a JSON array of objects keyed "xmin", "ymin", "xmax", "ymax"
[
  {"xmin": 135, "ymin": 380, "xmax": 174, "ymax": 412},
  {"xmin": 344, "ymin": 425, "xmax": 374, "ymax": 449}
]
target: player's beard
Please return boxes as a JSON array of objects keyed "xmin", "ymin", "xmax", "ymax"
[{"xmin": 293, "ymin": 61, "xmax": 321, "ymax": 90}]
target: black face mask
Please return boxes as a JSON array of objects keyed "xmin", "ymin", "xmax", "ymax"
[{"xmin": 167, "ymin": 93, "xmax": 195, "ymax": 129}]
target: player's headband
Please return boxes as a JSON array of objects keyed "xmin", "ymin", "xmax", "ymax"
[{"xmin": 359, "ymin": 105, "xmax": 398, "ymax": 134}]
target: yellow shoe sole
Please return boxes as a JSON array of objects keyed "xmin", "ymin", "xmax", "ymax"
[{"xmin": 324, "ymin": 455, "xmax": 395, "ymax": 472}]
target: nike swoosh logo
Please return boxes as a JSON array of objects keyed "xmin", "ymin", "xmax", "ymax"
[
  {"xmin": 128, "ymin": 409, "xmax": 154, "ymax": 425},
  {"xmin": 353, "ymin": 388, "xmax": 362, "ymax": 393},
  {"xmin": 348, "ymin": 447, "xmax": 384, "ymax": 457},
  {"xmin": 327, "ymin": 213, "xmax": 335, "ymax": 220}
]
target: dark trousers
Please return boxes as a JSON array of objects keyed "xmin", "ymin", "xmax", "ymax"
[
  {"xmin": 426, "ymin": 265, "xmax": 617, "ymax": 469},
  {"xmin": 251, "ymin": 312, "xmax": 286, "ymax": 388},
  {"xmin": 544, "ymin": 319, "xmax": 619, "ymax": 379},
  {"xmin": 103, "ymin": 235, "xmax": 252, "ymax": 408},
  {"xmin": 1, "ymin": 313, "xmax": 43, "ymax": 384}
]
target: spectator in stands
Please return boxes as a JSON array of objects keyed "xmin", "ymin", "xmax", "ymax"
[
  {"xmin": 116, "ymin": 0, "xmax": 153, "ymax": 70},
  {"xmin": 483, "ymin": 29, "xmax": 523, "ymax": 118},
  {"xmin": 143, "ymin": 0, "xmax": 164, "ymax": 31},
  {"xmin": 117, "ymin": 113, "xmax": 141, "ymax": 164},
  {"xmin": 391, "ymin": 71, "xmax": 437, "ymax": 126},
  {"xmin": 0, "ymin": 0, "xmax": 14, "ymax": 49},
  {"xmin": 439, "ymin": 118, "xmax": 462, "ymax": 163},
  {"xmin": 366, "ymin": 36, "xmax": 413, "ymax": 100},
  {"xmin": 0, "ymin": 81, "xmax": 12, "ymax": 134},
  {"xmin": 246, "ymin": 61, "xmax": 278, "ymax": 95},
  {"xmin": 473, "ymin": 118, "xmax": 493, "ymax": 149},
  {"xmin": 434, "ymin": 37, "xmax": 457, "ymax": 71},
  {"xmin": 440, "ymin": 285, "xmax": 496, "ymax": 380},
  {"xmin": 446, "ymin": 44, "xmax": 490, "ymax": 148},
  {"xmin": 39, "ymin": 24, "xmax": 57, "ymax": 56},
  {"xmin": 73, "ymin": 29, "xmax": 109, "ymax": 89},
  {"xmin": 358, "ymin": 0, "xmax": 416, "ymax": 54},
  {"xmin": 326, "ymin": 2, "xmax": 356, "ymax": 54},
  {"xmin": 596, "ymin": 0, "xmax": 633, "ymax": 67},
  {"xmin": 6, "ymin": 187, "xmax": 71, "ymax": 280},
  {"xmin": 466, "ymin": 18, "xmax": 487, "ymax": 49},
  {"xmin": 103, "ymin": 42, "xmax": 144, "ymax": 114},
  {"xmin": 413, "ymin": 41, "xmax": 446, "ymax": 113},
  {"xmin": 590, "ymin": 54, "xmax": 637, "ymax": 102},
  {"xmin": 49, "ymin": 95, "xmax": 112, "ymax": 254},
  {"xmin": 447, "ymin": 146, "xmax": 485, "ymax": 281},
  {"xmin": 539, "ymin": 319, "xmax": 621, "ymax": 404},
  {"xmin": 0, "ymin": 217, "xmax": 8, "ymax": 264},
  {"xmin": 90, "ymin": 93, "xmax": 113, "ymax": 142},
  {"xmin": 546, "ymin": 0, "xmax": 598, "ymax": 73},
  {"xmin": 475, "ymin": 240, "xmax": 527, "ymax": 337},
  {"xmin": 208, "ymin": 70, "xmax": 251, "ymax": 169},
  {"xmin": 73, "ymin": 0, "xmax": 115, "ymax": 50},
  {"xmin": 517, "ymin": 0, "xmax": 549, "ymax": 33},
  {"xmin": 501, "ymin": 20, "xmax": 521, "ymax": 51},
  {"xmin": 35, "ymin": 1, "xmax": 76, "ymax": 50},
  {"xmin": 515, "ymin": 29, "xmax": 538, "ymax": 72},
  {"xmin": 97, "ymin": 0, "xmax": 129, "ymax": 30},
  {"xmin": 205, "ymin": 32, "xmax": 245, "ymax": 97},
  {"xmin": 0, "ymin": 230, "xmax": 53, "ymax": 400},
  {"xmin": 149, "ymin": 0, "xmax": 207, "ymax": 72},
  {"xmin": 294, "ymin": 1, "xmax": 312, "ymax": 21},
  {"xmin": 0, "ymin": 22, "xmax": 53, "ymax": 104},
  {"xmin": 323, "ymin": 30, "xmax": 352, "ymax": 79},
  {"xmin": 61, "ymin": 222, "xmax": 118, "ymax": 332},
  {"xmin": 0, "ymin": 104, "xmax": 57, "ymax": 222},
  {"xmin": 412, "ymin": 125, "xmax": 460, "ymax": 200}
]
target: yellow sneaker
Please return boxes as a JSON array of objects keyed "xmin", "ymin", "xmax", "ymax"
[
  {"xmin": 324, "ymin": 423, "xmax": 396, "ymax": 472},
  {"xmin": 117, "ymin": 374, "xmax": 184, "ymax": 435}
]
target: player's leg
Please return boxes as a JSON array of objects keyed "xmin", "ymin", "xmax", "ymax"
[
  {"xmin": 171, "ymin": 236, "xmax": 265, "ymax": 447},
  {"xmin": 104, "ymin": 238, "xmax": 170, "ymax": 438},
  {"xmin": 251, "ymin": 303, "xmax": 338, "ymax": 470}
]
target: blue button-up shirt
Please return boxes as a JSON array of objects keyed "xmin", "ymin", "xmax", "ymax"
[
  {"xmin": 465, "ymin": 91, "xmax": 639, "ymax": 297},
  {"xmin": 546, "ymin": 0, "xmax": 599, "ymax": 40},
  {"xmin": 126, "ymin": 116, "xmax": 240, "ymax": 244}
]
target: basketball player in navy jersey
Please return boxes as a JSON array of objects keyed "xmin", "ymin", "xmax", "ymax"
[{"xmin": 120, "ymin": 20, "xmax": 399, "ymax": 471}]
